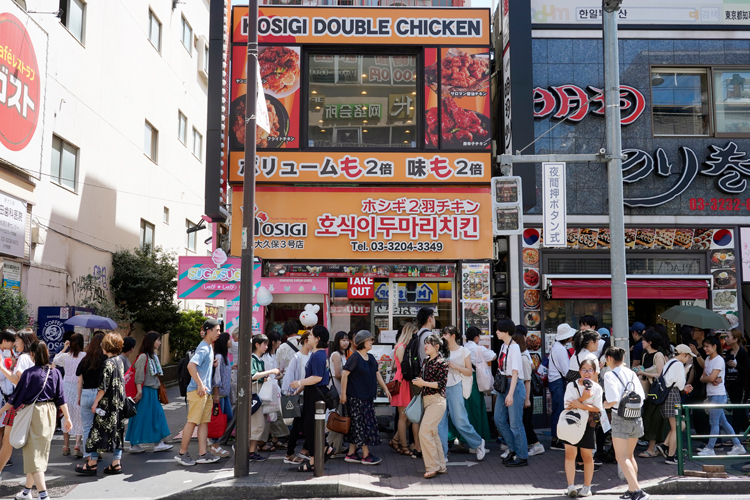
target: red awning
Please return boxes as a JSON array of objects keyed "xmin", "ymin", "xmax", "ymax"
[{"xmin": 549, "ymin": 279, "xmax": 709, "ymax": 300}]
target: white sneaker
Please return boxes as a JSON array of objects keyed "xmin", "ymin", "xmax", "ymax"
[
  {"xmin": 566, "ymin": 484, "xmax": 578, "ymax": 497},
  {"xmin": 15, "ymin": 491, "xmax": 34, "ymax": 500},
  {"xmin": 153, "ymin": 442, "xmax": 174, "ymax": 452},
  {"xmin": 578, "ymin": 485, "xmax": 592, "ymax": 497},
  {"xmin": 637, "ymin": 440, "xmax": 648, "ymax": 447},
  {"xmin": 500, "ymin": 443, "xmax": 509, "ymax": 451},
  {"xmin": 476, "ymin": 439, "xmax": 486, "ymax": 461},
  {"xmin": 697, "ymin": 447, "xmax": 716, "ymax": 456},
  {"xmin": 129, "ymin": 444, "xmax": 145, "ymax": 454},
  {"xmin": 528, "ymin": 443, "xmax": 545, "ymax": 456},
  {"xmin": 727, "ymin": 444, "xmax": 746, "ymax": 456},
  {"xmin": 501, "ymin": 449, "xmax": 511, "ymax": 459}
]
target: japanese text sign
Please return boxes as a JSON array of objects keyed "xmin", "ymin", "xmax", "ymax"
[
  {"xmin": 0, "ymin": 6, "xmax": 48, "ymax": 173},
  {"xmin": 229, "ymin": 151, "xmax": 491, "ymax": 185},
  {"xmin": 231, "ymin": 186, "xmax": 493, "ymax": 260},
  {"xmin": 0, "ymin": 191, "xmax": 26, "ymax": 258},
  {"xmin": 543, "ymin": 163, "xmax": 567, "ymax": 247},
  {"xmin": 233, "ymin": 7, "xmax": 491, "ymax": 46},
  {"xmin": 347, "ymin": 276, "xmax": 374, "ymax": 300}
]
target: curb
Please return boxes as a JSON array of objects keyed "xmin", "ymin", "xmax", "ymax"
[
  {"xmin": 157, "ymin": 479, "xmax": 390, "ymax": 500},
  {"xmin": 644, "ymin": 477, "xmax": 750, "ymax": 495}
]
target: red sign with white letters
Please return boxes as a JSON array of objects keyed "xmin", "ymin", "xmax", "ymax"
[{"xmin": 347, "ymin": 276, "xmax": 374, "ymax": 299}]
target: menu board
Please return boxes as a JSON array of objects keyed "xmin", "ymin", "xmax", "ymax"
[
  {"xmin": 461, "ymin": 262, "xmax": 492, "ymax": 341},
  {"xmin": 229, "ymin": 45, "xmax": 301, "ymax": 150},
  {"xmin": 436, "ymin": 47, "xmax": 491, "ymax": 151}
]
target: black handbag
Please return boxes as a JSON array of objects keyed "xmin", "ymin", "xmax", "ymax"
[
  {"xmin": 493, "ymin": 340, "xmax": 512, "ymax": 394},
  {"xmin": 281, "ymin": 394, "xmax": 302, "ymax": 419},
  {"xmin": 123, "ymin": 396, "xmax": 137, "ymax": 419},
  {"xmin": 316, "ymin": 383, "xmax": 340, "ymax": 410}
]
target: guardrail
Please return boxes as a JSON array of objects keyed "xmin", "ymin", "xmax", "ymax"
[{"xmin": 675, "ymin": 403, "xmax": 750, "ymax": 476}]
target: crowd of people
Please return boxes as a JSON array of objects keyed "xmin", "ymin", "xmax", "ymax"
[{"xmin": 0, "ymin": 306, "xmax": 744, "ymax": 500}]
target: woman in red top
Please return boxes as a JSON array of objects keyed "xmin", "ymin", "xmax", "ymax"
[{"xmin": 389, "ymin": 322, "xmax": 421, "ymax": 457}]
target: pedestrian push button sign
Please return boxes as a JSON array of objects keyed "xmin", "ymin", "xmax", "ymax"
[{"xmin": 491, "ymin": 176, "xmax": 523, "ymax": 235}]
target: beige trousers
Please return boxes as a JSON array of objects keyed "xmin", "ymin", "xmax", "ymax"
[
  {"xmin": 23, "ymin": 402, "xmax": 55, "ymax": 474},
  {"xmin": 419, "ymin": 394, "xmax": 447, "ymax": 474}
]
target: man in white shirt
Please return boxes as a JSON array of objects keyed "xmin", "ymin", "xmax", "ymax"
[
  {"xmin": 548, "ymin": 323, "xmax": 575, "ymax": 450},
  {"xmin": 603, "ymin": 346, "xmax": 649, "ymax": 500},
  {"xmin": 275, "ymin": 319, "xmax": 304, "ymax": 376}
]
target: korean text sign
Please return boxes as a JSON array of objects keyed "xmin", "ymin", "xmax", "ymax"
[
  {"xmin": 229, "ymin": 151, "xmax": 491, "ymax": 184},
  {"xmin": 233, "ymin": 7, "xmax": 491, "ymax": 46},
  {"xmin": 543, "ymin": 162, "xmax": 566, "ymax": 247},
  {"xmin": 231, "ymin": 186, "xmax": 493, "ymax": 260}
]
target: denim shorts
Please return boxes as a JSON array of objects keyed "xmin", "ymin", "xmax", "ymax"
[{"xmin": 611, "ymin": 412, "xmax": 644, "ymax": 440}]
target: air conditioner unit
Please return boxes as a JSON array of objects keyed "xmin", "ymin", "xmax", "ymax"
[{"xmin": 197, "ymin": 35, "xmax": 209, "ymax": 81}]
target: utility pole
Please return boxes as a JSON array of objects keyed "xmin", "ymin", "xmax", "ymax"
[
  {"xmin": 602, "ymin": 0, "xmax": 629, "ymax": 365},
  {"xmin": 499, "ymin": 1, "xmax": 630, "ymax": 362},
  {"xmin": 235, "ymin": 0, "xmax": 258, "ymax": 478}
]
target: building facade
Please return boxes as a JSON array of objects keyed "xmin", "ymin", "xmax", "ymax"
[{"xmin": 0, "ymin": 0, "xmax": 213, "ymax": 333}]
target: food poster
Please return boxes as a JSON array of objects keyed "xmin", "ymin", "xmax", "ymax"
[
  {"xmin": 436, "ymin": 47, "xmax": 491, "ymax": 150},
  {"xmin": 424, "ymin": 47, "xmax": 438, "ymax": 150},
  {"xmin": 370, "ymin": 344, "xmax": 394, "ymax": 399},
  {"xmin": 229, "ymin": 45, "xmax": 300, "ymax": 150},
  {"xmin": 460, "ymin": 262, "xmax": 491, "ymax": 340}
]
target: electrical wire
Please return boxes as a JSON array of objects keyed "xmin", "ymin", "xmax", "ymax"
[{"xmin": 34, "ymin": 217, "xmax": 114, "ymax": 254}]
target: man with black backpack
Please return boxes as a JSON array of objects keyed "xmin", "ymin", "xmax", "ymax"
[
  {"xmin": 603, "ymin": 347, "xmax": 648, "ymax": 500},
  {"xmin": 416, "ymin": 307, "xmax": 436, "ymax": 364}
]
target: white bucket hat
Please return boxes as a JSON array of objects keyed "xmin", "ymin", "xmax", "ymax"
[{"xmin": 556, "ymin": 323, "xmax": 577, "ymax": 342}]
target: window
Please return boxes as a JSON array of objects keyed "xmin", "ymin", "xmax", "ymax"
[
  {"xmin": 144, "ymin": 120, "xmax": 158, "ymax": 162},
  {"xmin": 140, "ymin": 219, "xmax": 154, "ymax": 249},
  {"xmin": 192, "ymin": 127, "xmax": 203, "ymax": 160},
  {"xmin": 713, "ymin": 69, "xmax": 750, "ymax": 135},
  {"xmin": 59, "ymin": 0, "xmax": 85, "ymax": 43},
  {"xmin": 148, "ymin": 9, "xmax": 161, "ymax": 52},
  {"xmin": 203, "ymin": 41, "xmax": 209, "ymax": 74},
  {"xmin": 181, "ymin": 15, "xmax": 192, "ymax": 54},
  {"xmin": 50, "ymin": 135, "xmax": 78, "ymax": 191},
  {"xmin": 307, "ymin": 53, "xmax": 418, "ymax": 148},
  {"xmin": 178, "ymin": 111, "xmax": 187, "ymax": 145},
  {"xmin": 185, "ymin": 220, "xmax": 196, "ymax": 252},
  {"xmin": 651, "ymin": 69, "xmax": 710, "ymax": 136},
  {"xmin": 163, "ymin": 206, "xmax": 169, "ymax": 224}
]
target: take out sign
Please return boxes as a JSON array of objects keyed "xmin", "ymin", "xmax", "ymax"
[{"xmin": 348, "ymin": 276, "xmax": 374, "ymax": 299}]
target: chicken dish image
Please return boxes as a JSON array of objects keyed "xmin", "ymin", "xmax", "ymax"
[
  {"xmin": 258, "ymin": 46, "xmax": 300, "ymax": 95},
  {"xmin": 426, "ymin": 49, "xmax": 490, "ymax": 92},
  {"xmin": 257, "ymin": 99, "xmax": 280, "ymax": 148},
  {"xmin": 229, "ymin": 95, "xmax": 283, "ymax": 149},
  {"xmin": 425, "ymin": 96, "xmax": 490, "ymax": 147}
]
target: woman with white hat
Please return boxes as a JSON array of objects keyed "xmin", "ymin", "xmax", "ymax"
[{"xmin": 549, "ymin": 324, "xmax": 576, "ymax": 451}]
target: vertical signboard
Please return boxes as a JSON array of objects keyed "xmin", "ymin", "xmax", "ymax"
[
  {"xmin": 491, "ymin": 176, "xmax": 523, "ymax": 235},
  {"xmin": 543, "ymin": 163, "xmax": 567, "ymax": 247},
  {"xmin": 741, "ymin": 227, "xmax": 750, "ymax": 282},
  {"xmin": 461, "ymin": 262, "xmax": 492, "ymax": 342},
  {"xmin": 0, "ymin": 191, "xmax": 27, "ymax": 258},
  {"xmin": 2, "ymin": 260, "xmax": 21, "ymax": 292}
]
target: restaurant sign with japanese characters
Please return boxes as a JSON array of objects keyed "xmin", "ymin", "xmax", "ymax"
[
  {"xmin": 0, "ymin": 5, "xmax": 48, "ymax": 173},
  {"xmin": 229, "ymin": 151, "xmax": 491, "ymax": 184},
  {"xmin": 231, "ymin": 186, "xmax": 493, "ymax": 260},
  {"xmin": 542, "ymin": 162, "xmax": 566, "ymax": 247}
]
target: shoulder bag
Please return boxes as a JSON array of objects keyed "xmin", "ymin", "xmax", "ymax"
[
  {"xmin": 115, "ymin": 358, "xmax": 137, "ymax": 419},
  {"xmin": 493, "ymin": 342, "xmax": 513, "ymax": 394},
  {"xmin": 646, "ymin": 359, "xmax": 678, "ymax": 405},
  {"xmin": 556, "ymin": 382, "xmax": 589, "ymax": 446},
  {"xmin": 566, "ymin": 353, "xmax": 583, "ymax": 382},
  {"xmin": 10, "ymin": 367, "xmax": 51, "ymax": 449},
  {"xmin": 458, "ymin": 348, "xmax": 473, "ymax": 399},
  {"xmin": 327, "ymin": 404, "xmax": 351, "ymax": 435},
  {"xmin": 314, "ymin": 356, "xmax": 339, "ymax": 410},
  {"xmin": 404, "ymin": 393, "xmax": 423, "ymax": 424}
]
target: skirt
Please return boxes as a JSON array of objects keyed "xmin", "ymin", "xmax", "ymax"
[
  {"xmin": 345, "ymin": 396, "xmax": 382, "ymax": 447},
  {"xmin": 125, "ymin": 387, "xmax": 171, "ymax": 445},
  {"xmin": 449, "ymin": 373, "xmax": 491, "ymax": 442},
  {"xmin": 3, "ymin": 407, "xmax": 17, "ymax": 426},
  {"xmin": 562, "ymin": 423, "xmax": 596, "ymax": 450},
  {"xmin": 390, "ymin": 378, "xmax": 412, "ymax": 408},
  {"xmin": 63, "ymin": 378, "xmax": 83, "ymax": 436},
  {"xmin": 659, "ymin": 387, "xmax": 682, "ymax": 419}
]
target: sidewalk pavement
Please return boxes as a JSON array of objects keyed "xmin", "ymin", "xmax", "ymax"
[{"xmin": 160, "ymin": 430, "xmax": 750, "ymax": 500}]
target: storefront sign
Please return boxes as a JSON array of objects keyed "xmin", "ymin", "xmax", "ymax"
[
  {"xmin": 231, "ymin": 186, "xmax": 493, "ymax": 260},
  {"xmin": 264, "ymin": 277, "xmax": 327, "ymax": 294},
  {"xmin": 347, "ymin": 276, "xmax": 374, "ymax": 300},
  {"xmin": 267, "ymin": 262, "xmax": 455, "ymax": 278},
  {"xmin": 0, "ymin": 191, "xmax": 26, "ymax": 258},
  {"xmin": 0, "ymin": 7, "xmax": 47, "ymax": 172},
  {"xmin": 527, "ymin": 227, "xmax": 734, "ymax": 251},
  {"xmin": 233, "ymin": 7, "xmax": 491, "ymax": 46},
  {"xmin": 531, "ymin": 0, "xmax": 747, "ymax": 26},
  {"xmin": 533, "ymin": 84, "xmax": 645, "ymax": 125},
  {"xmin": 331, "ymin": 303, "xmax": 371, "ymax": 316},
  {"xmin": 228, "ymin": 151, "xmax": 491, "ymax": 184},
  {"xmin": 2, "ymin": 260, "xmax": 20, "ymax": 291},
  {"xmin": 624, "ymin": 142, "xmax": 750, "ymax": 207},
  {"xmin": 177, "ymin": 250, "xmax": 241, "ymax": 300},
  {"xmin": 204, "ymin": 304, "xmax": 220, "ymax": 319},
  {"xmin": 542, "ymin": 163, "xmax": 566, "ymax": 247}
]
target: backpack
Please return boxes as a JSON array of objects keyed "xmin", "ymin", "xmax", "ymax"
[
  {"xmin": 646, "ymin": 359, "xmax": 678, "ymax": 405},
  {"xmin": 178, "ymin": 349, "xmax": 196, "ymax": 399},
  {"xmin": 531, "ymin": 369, "xmax": 544, "ymax": 397},
  {"xmin": 566, "ymin": 352, "xmax": 583, "ymax": 382},
  {"xmin": 400, "ymin": 331, "xmax": 425, "ymax": 382},
  {"xmin": 613, "ymin": 370, "xmax": 642, "ymax": 419}
]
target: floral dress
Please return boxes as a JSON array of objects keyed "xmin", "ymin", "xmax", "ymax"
[{"xmin": 86, "ymin": 357, "xmax": 125, "ymax": 455}]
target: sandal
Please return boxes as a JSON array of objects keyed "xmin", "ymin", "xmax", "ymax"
[
  {"xmin": 74, "ymin": 447, "xmax": 83, "ymax": 459},
  {"xmin": 103, "ymin": 463, "xmax": 123, "ymax": 475},
  {"xmin": 62, "ymin": 447, "xmax": 70, "ymax": 456},
  {"xmin": 423, "ymin": 471, "xmax": 438, "ymax": 479},
  {"xmin": 295, "ymin": 462, "xmax": 314, "ymax": 472},
  {"xmin": 324, "ymin": 446, "xmax": 335, "ymax": 462},
  {"xmin": 75, "ymin": 462, "xmax": 97, "ymax": 476},
  {"xmin": 389, "ymin": 438, "xmax": 400, "ymax": 452},
  {"xmin": 284, "ymin": 455, "xmax": 304, "ymax": 464},
  {"xmin": 399, "ymin": 446, "xmax": 415, "ymax": 457},
  {"xmin": 638, "ymin": 450, "xmax": 658, "ymax": 458},
  {"xmin": 260, "ymin": 442, "xmax": 276, "ymax": 452}
]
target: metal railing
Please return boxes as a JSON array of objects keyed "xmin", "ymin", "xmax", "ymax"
[{"xmin": 675, "ymin": 403, "xmax": 750, "ymax": 476}]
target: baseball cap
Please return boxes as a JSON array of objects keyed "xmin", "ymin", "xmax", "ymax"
[
  {"xmin": 203, "ymin": 318, "xmax": 221, "ymax": 331},
  {"xmin": 630, "ymin": 321, "xmax": 646, "ymax": 332},
  {"xmin": 556, "ymin": 323, "xmax": 576, "ymax": 342},
  {"xmin": 674, "ymin": 344, "xmax": 697, "ymax": 357},
  {"xmin": 598, "ymin": 328, "xmax": 610, "ymax": 338}
]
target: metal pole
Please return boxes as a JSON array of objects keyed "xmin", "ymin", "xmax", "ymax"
[
  {"xmin": 602, "ymin": 0, "xmax": 629, "ymax": 365},
  {"xmin": 314, "ymin": 401, "xmax": 326, "ymax": 477},
  {"xmin": 676, "ymin": 405, "xmax": 684, "ymax": 476},
  {"xmin": 235, "ymin": 1, "xmax": 258, "ymax": 478}
]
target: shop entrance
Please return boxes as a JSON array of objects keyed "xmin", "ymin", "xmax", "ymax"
[
  {"xmin": 628, "ymin": 299, "xmax": 682, "ymax": 341},
  {"xmin": 265, "ymin": 297, "xmax": 325, "ymax": 333}
]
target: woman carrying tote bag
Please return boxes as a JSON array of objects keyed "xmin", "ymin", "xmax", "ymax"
[{"xmin": 0, "ymin": 340, "xmax": 72, "ymax": 500}]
